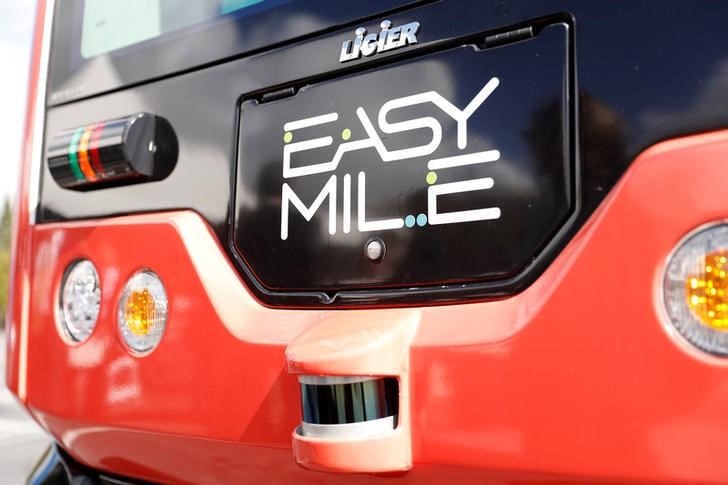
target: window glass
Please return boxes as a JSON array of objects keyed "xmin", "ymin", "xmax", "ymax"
[{"xmin": 80, "ymin": 0, "xmax": 267, "ymax": 58}]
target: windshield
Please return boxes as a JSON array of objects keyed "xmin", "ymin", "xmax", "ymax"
[{"xmin": 81, "ymin": 0, "xmax": 268, "ymax": 58}]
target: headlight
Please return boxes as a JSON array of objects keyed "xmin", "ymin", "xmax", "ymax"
[
  {"xmin": 59, "ymin": 259, "xmax": 101, "ymax": 342},
  {"xmin": 117, "ymin": 270, "xmax": 168, "ymax": 354},
  {"xmin": 664, "ymin": 223, "xmax": 728, "ymax": 356}
]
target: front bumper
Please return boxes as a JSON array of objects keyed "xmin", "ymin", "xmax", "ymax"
[{"xmin": 10, "ymin": 130, "xmax": 728, "ymax": 483}]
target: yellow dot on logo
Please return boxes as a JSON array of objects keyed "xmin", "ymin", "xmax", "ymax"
[
  {"xmin": 426, "ymin": 171, "xmax": 437, "ymax": 185},
  {"xmin": 342, "ymin": 128, "xmax": 352, "ymax": 141},
  {"xmin": 283, "ymin": 132, "xmax": 293, "ymax": 143}
]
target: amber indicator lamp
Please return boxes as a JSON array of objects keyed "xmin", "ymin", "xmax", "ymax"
[
  {"xmin": 664, "ymin": 223, "xmax": 728, "ymax": 356},
  {"xmin": 118, "ymin": 270, "xmax": 168, "ymax": 354},
  {"xmin": 685, "ymin": 250, "xmax": 728, "ymax": 330}
]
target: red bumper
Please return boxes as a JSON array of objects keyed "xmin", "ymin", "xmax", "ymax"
[{"xmin": 6, "ymin": 130, "xmax": 728, "ymax": 483}]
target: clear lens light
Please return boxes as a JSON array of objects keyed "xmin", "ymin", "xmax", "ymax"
[
  {"xmin": 118, "ymin": 271, "xmax": 168, "ymax": 353},
  {"xmin": 664, "ymin": 223, "xmax": 728, "ymax": 355},
  {"xmin": 59, "ymin": 260, "xmax": 101, "ymax": 342}
]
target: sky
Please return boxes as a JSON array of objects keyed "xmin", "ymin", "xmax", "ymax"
[{"xmin": 0, "ymin": 0, "xmax": 37, "ymax": 204}]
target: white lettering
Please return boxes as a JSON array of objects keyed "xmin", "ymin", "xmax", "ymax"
[
  {"xmin": 343, "ymin": 173, "xmax": 351, "ymax": 234},
  {"xmin": 384, "ymin": 26, "xmax": 401, "ymax": 50},
  {"xmin": 339, "ymin": 40, "xmax": 354, "ymax": 63},
  {"xmin": 428, "ymin": 149, "xmax": 500, "ymax": 170},
  {"xmin": 281, "ymin": 175, "xmax": 337, "ymax": 240},
  {"xmin": 339, "ymin": 21, "xmax": 419, "ymax": 63},
  {"xmin": 361, "ymin": 33, "xmax": 379, "ymax": 56},
  {"xmin": 357, "ymin": 172, "xmax": 404, "ymax": 232},
  {"xmin": 428, "ymin": 178, "xmax": 501, "ymax": 225},
  {"xmin": 399, "ymin": 22, "xmax": 419, "ymax": 47},
  {"xmin": 279, "ymin": 78, "xmax": 503, "ymax": 239}
]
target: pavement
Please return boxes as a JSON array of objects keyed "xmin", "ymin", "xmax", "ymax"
[{"xmin": 0, "ymin": 331, "xmax": 50, "ymax": 485}]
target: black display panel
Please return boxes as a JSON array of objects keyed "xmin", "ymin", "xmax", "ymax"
[{"xmin": 234, "ymin": 23, "xmax": 572, "ymax": 291}]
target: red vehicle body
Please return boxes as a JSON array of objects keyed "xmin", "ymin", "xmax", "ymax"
[{"xmin": 8, "ymin": 0, "xmax": 728, "ymax": 483}]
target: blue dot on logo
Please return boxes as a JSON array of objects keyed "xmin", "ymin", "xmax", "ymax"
[
  {"xmin": 405, "ymin": 215, "xmax": 416, "ymax": 228},
  {"xmin": 416, "ymin": 213, "xmax": 427, "ymax": 227}
]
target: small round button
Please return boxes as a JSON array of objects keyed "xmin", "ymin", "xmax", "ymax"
[{"xmin": 365, "ymin": 237, "xmax": 386, "ymax": 263}]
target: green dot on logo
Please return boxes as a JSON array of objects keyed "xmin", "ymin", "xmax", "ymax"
[
  {"xmin": 283, "ymin": 132, "xmax": 293, "ymax": 143},
  {"xmin": 426, "ymin": 171, "xmax": 437, "ymax": 185},
  {"xmin": 342, "ymin": 128, "xmax": 352, "ymax": 141}
]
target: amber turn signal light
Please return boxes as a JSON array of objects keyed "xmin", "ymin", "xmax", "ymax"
[
  {"xmin": 118, "ymin": 270, "xmax": 168, "ymax": 354},
  {"xmin": 664, "ymin": 223, "xmax": 728, "ymax": 356}
]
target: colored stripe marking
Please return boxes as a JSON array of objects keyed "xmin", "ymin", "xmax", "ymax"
[
  {"xmin": 67, "ymin": 127, "xmax": 85, "ymax": 181},
  {"xmin": 77, "ymin": 125, "xmax": 97, "ymax": 181},
  {"xmin": 89, "ymin": 122, "xmax": 106, "ymax": 177}
]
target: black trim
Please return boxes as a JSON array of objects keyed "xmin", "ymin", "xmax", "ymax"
[
  {"xmin": 48, "ymin": 0, "xmax": 429, "ymax": 105},
  {"xmin": 28, "ymin": 443, "xmax": 155, "ymax": 485},
  {"xmin": 300, "ymin": 377, "xmax": 399, "ymax": 425},
  {"xmin": 37, "ymin": 0, "xmax": 728, "ymax": 308},
  {"xmin": 228, "ymin": 15, "xmax": 577, "ymax": 304}
]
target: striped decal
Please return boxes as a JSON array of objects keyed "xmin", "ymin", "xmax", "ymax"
[
  {"xmin": 88, "ymin": 121, "xmax": 106, "ymax": 176},
  {"xmin": 67, "ymin": 127, "xmax": 85, "ymax": 180},
  {"xmin": 77, "ymin": 124, "xmax": 97, "ymax": 181}
]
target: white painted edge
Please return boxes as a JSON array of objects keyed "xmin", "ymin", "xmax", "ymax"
[
  {"xmin": 19, "ymin": 0, "xmax": 55, "ymax": 402},
  {"xmin": 28, "ymin": 0, "xmax": 55, "ymax": 225},
  {"xmin": 298, "ymin": 375, "xmax": 379, "ymax": 385},
  {"xmin": 299, "ymin": 415, "xmax": 396, "ymax": 439}
]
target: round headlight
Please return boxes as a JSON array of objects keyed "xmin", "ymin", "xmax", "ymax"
[
  {"xmin": 59, "ymin": 259, "xmax": 101, "ymax": 342},
  {"xmin": 118, "ymin": 270, "xmax": 168, "ymax": 354},
  {"xmin": 664, "ymin": 223, "xmax": 728, "ymax": 356}
]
